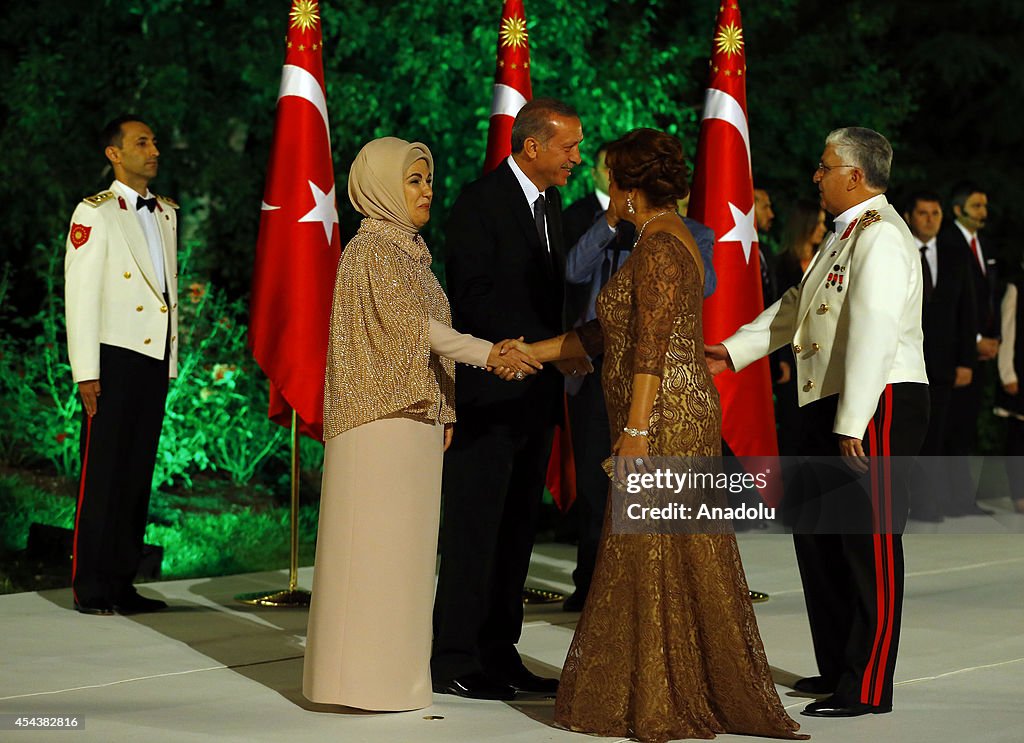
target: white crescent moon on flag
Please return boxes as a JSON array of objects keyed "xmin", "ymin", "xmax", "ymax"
[
  {"xmin": 490, "ymin": 83, "xmax": 528, "ymax": 119},
  {"xmin": 702, "ymin": 87, "xmax": 751, "ymax": 175},
  {"xmin": 277, "ymin": 64, "xmax": 331, "ymax": 145}
]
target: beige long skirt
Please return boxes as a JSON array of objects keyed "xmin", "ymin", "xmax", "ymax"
[{"xmin": 303, "ymin": 415, "xmax": 443, "ymax": 711}]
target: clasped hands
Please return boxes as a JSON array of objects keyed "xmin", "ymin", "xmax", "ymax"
[{"xmin": 487, "ymin": 338, "xmax": 593, "ymax": 381}]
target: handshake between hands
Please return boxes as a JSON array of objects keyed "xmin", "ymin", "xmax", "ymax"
[{"xmin": 485, "ymin": 337, "xmax": 593, "ymax": 382}]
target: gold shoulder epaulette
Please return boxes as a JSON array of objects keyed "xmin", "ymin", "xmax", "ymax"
[
  {"xmin": 82, "ymin": 191, "xmax": 115, "ymax": 208},
  {"xmin": 860, "ymin": 210, "xmax": 882, "ymax": 228},
  {"xmin": 155, "ymin": 194, "xmax": 179, "ymax": 209}
]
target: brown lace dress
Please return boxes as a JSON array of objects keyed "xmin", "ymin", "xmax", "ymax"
[{"xmin": 554, "ymin": 232, "xmax": 806, "ymax": 742}]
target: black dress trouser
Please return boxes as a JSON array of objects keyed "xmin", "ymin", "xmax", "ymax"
[
  {"xmin": 73, "ymin": 343, "xmax": 168, "ymax": 605},
  {"xmin": 431, "ymin": 413, "xmax": 554, "ymax": 682},
  {"xmin": 790, "ymin": 382, "xmax": 928, "ymax": 709}
]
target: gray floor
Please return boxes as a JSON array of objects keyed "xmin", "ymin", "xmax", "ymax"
[{"xmin": 2, "ymin": 520, "xmax": 1022, "ymax": 742}]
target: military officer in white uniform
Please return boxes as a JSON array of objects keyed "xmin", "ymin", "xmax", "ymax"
[
  {"xmin": 706, "ymin": 127, "xmax": 929, "ymax": 718},
  {"xmin": 64, "ymin": 115, "xmax": 178, "ymax": 615}
]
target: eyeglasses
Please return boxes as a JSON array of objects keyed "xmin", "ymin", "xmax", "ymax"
[{"xmin": 816, "ymin": 161, "xmax": 857, "ymax": 174}]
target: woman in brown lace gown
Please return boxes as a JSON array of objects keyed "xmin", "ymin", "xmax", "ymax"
[{"xmin": 517, "ymin": 129, "xmax": 805, "ymax": 742}]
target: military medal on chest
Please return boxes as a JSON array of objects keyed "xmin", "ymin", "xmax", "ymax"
[{"xmin": 826, "ymin": 264, "xmax": 847, "ymax": 292}]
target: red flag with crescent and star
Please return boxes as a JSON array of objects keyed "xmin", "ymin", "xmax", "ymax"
[
  {"xmin": 688, "ymin": 2, "xmax": 781, "ymax": 498},
  {"xmin": 248, "ymin": 0, "xmax": 341, "ymax": 441},
  {"xmin": 482, "ymin": 0, "xmax": 533, "ymax": 174}
]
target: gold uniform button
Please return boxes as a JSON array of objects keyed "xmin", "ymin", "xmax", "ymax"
[
  {"xmin": 803, "ymin": 379, "xmax": 815, "ymax": 392},
  {"xmin": 136, "ymin": 305, "xmax": 144, "ymax": 312},
  {"xmin": 812, "ymin": 342, "xmax": 821, "ymax": 351},
  {"xmin": 144, "ymin": 338, "xmax": 152, "ymax": 345},
  {"xmin": 817, "ymin": 303, "xmax": 830, "ymax": 314},
  {"xmin": 160, "ymin": 306, "xmax": 168, "ymax": 313},
  {"xmin": 123, "ymin": 272, "xmax": 131, "ymax": 279},
  {"xmin": 793, "ymin": 344, "xmax": 803, "ymax": 354}
]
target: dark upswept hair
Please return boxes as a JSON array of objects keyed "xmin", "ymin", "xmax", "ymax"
[
  {"xmin": 510, "ymin": 97, "xmax": 580, "ymax": 152},
  {"xmin": 99, "ymin": 114, "xmax": 149, "ymax": 150},
  {"xmin": 781, "ymin": 199, "xmax": 824, "ymax": 257},
  {"xmin": 903, "ymin": 189, "xmax": 943, "ymax": 215},
  {"xmin": 604, "ymin": 128, "xmax": 690, "ymax": 205},
  {"xmin": 950, "ymin": 180, "xmax": 985, "ymax": 210}
]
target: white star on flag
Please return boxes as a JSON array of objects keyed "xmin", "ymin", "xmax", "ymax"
[
  {"xmin": 719, "ymin": 201, "xmax": 759, "ymax": 264},
  {"xmin": 297, "ymin": 181, "xmax": 339, "ymax": 244}
]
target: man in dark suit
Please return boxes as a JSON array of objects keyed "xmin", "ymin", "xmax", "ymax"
[
  {"xmin": 904, "ymin": 191, "xmax": 977, "ymax": 521},
  {"xmin": 940, "ymin": 181, "xmax": 996, "ymax": 516},
  {"xmin": 432, "ymin": 98, "xmax": 587, "ymax": 700}
]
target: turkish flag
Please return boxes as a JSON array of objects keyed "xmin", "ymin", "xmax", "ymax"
[
  {"xmin": 482, "ymin": 0, "xmax": 533, "ymax": 174},
  {"xmin": 688, "ymin": 2, "xmax": 780, "ymax": 494},
  {"xmin": 248, "ymin": 0, "xmax": 341, "ymax": 441}
]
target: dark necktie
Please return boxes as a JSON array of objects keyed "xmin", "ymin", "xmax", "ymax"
[
  {"xmin": 137, "ymin": 195, "xmax": 157, "ymax": 213},
  {"xmin": 920, "ymin": 245, "xmax": 934, "ymax": 301},
  {"xmin": 533, "ymin": 194, "xmax": 548, "ymax": 252}
]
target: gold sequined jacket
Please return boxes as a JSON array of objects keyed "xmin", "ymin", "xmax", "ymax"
[{"xmin": 323, "ymin": 218, "xmax": 456, "ymax": 440}]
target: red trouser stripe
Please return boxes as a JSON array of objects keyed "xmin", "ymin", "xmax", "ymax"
[
  {"xmin": 861, "ymin": 385, "xmax": 895, "ymax": 706},
  {"xmin": 873, "ymin": 386, "xmax": 897, "ymax": 705},
  {"xmin": 71, "ymin": 415, "xmax": 93, "ymax": 603}
]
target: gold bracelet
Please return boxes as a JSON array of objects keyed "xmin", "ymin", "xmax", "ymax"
[{"xmin": 623, "ymin": 427, "xmax": 649, "ymax": 437}]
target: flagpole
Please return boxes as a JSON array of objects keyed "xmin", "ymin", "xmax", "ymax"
[{"xmin": 235, "ymin": 409, "xmax": 311, "ymax": 607}]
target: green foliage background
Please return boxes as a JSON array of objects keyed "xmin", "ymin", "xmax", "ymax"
[
  {"xmin": 0, "ymin": 0, "xmax": 1018, "ymax": 581},
  {"xmin": 1, "ymin": 0, "xmax": 1017, "ymax": 309}
]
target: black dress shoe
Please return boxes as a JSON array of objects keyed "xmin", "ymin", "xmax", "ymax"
[
  {"xmin": 112, "ymin": 594, "xmax": 168, "ymax": 614},
  {"xmin": 802, "ymin": 696, "xmax": 891, "ymax": 717},
  {"xmin": 793, "ymin": 676, "xmax": 834, "ymax": 695},
  {"xmin": 432, "ymin": 672, "xmax": 516, "ymax": 701},
  {"xmin": 74, "ymin": 599, "xmax": 114, "ymax": 616},
  {"xmin": 562, "ymin": 591, "xmax": 587, "ymax": 612},
  {"xmin": 496, "ymin": 666, "xmax": 559, "ymax": 694}
]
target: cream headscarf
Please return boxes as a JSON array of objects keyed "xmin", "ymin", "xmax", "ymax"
[{"xmin": 347, "ymin": 136, "xmax": 434, "ymax": 233}]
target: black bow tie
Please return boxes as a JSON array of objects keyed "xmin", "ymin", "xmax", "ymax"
[{"xmin": 136, "ymin": 195, "xmax": 158, "ymax": 212}]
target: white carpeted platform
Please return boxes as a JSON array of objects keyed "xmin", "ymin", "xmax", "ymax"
[{"xmin": 2, "ymin": 526, "xmax": 1022, "ymax": 742}]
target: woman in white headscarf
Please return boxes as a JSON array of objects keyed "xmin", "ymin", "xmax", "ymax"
[{"xmin": 302, "ymin": 137, "xmax": 539, "ymax": 711}]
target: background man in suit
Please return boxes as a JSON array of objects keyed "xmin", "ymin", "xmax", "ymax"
[
  {"xmin": 64, "ymin": 115, "xmax": 179, "ymax": 616},
  {"xmin": 706, "ymin": 127, "xmax": 929, "ymax": 717},
  {"xmin": 941, "ymin": 181, "xmax": 997, "ymax": 515},
  {"xmin": 560, "ymin": 140, "xmax": 717, "ymax": 611},
  {"xmin": 432, "ymin": 98, "xmax": 586, "ymax": 700},
  {"xmin": 904, "ymin": 191, "xmax": 976, "ymax": 521}
]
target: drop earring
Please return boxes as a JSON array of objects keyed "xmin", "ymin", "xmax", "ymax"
[{"xmin": 626, "ymin": 196, "xmax": 635, "ymax": 214}]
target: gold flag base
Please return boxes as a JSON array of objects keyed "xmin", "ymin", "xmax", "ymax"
[
  {"xmin": 522, "ymin": 587, "xmax": 565, "ymax": 605},
  {"xmin": 233, "ymin": 410, "xmax": 310, "ymax": 609},
  {"xmin": 235, "ymin": 588, "xmax": 311, "ymax": 608}
]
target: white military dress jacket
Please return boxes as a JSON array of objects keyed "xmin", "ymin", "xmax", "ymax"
[
  {"xmin": 723, "ymin": 194, "xmax": 927, "ymax": 439},
  {"xmin": 64, "ymin": 181, "xmax": 179, "ymax": 382}
]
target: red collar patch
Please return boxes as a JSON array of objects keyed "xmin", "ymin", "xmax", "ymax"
[
  {"xmin": 118, "ymin": 196, "xmax": 128, "ymax": 210},
  {"xmin": 70, "ymin": 223, "xmax": 92, "ymax": 249},
  {"xmin": 840, "ymin": 219, "xmax": 858, "ymax": 240}
]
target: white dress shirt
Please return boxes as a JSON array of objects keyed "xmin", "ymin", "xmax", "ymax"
[
  {"xmin": 113, "ymin": 179, "xmax": 166, "ymax": 293},
  {"xmin": 506, "ymin": 155, "xmax": 550, "ymax": 252}
]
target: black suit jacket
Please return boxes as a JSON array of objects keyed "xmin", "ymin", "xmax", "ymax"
[
  {"xmin": 938, "ymin": 224, "xmax": 998, "ymax": 340},
  {"xmin": 445, "ymin": 160, "xmax": 566, "ymax": 422},
  {"xmin": 921, "ymin": 238, "xmax": 977, "ymax": 385}
]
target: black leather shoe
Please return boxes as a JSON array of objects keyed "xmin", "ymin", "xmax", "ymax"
[
  {"xmin": 112, "ymin": 594, "xmax": 168, "ymax": 614},
  {"xmin": 432, "ymin": 672, "xmax": 516, "ymax": 701},
  {"xmin": 793, "ymin": 676, "xmax": 834, "ymax": 695},
  {"xmin": 74, "ymin": 599, "xmax": 114, "ymax": 616},
  {"xmin": 749, "ymin": 589, "xmax": 770, "ymax": 603},
  {"xmin": 562, "ymin": 591, "xmax": 586, "ymax": 612},
  {"xmin": 496, "ymin": 666, "xmax": 559, "ymax": 694},
  {"xmin": 802, "ymin": 696, "xmax": 891, "ymax": 717}
]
